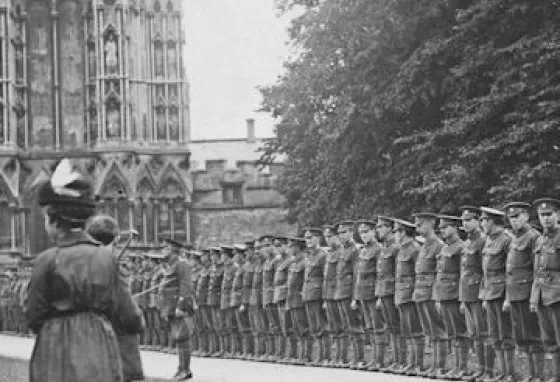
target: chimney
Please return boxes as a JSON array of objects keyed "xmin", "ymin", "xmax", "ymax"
[{"xmin": 246, "ymin": 118, "xmax": 255, "ymax": 143}]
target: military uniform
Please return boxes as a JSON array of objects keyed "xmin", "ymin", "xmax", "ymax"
[
  {"xmin": 262, "ymin": 243, "xmax": 280, "ymax": 360},
  {"xmin": 190, "ymin": 258, "xmax": 203, "ymax": 355},
  {"xmin": 231, "ymin": 245, "xmax": 251, "ymax": 359},
  {"xmin": 459, "ymin": 206, "xmax": 491, "ymax": 381},
  {"xmin": 273, "ymin": 248, "xmax": 296, "ymax": 362},
  {"xmin": 287, "ymin": 241, "xmax": 310, "ymax": 364},
  {"xmin": 413, "ymin": 212, "xmax": 447, "ymax": 378},
  {"xmin": 531, "ymin": 198, "xmax": 560, "ymax": 382},
  {"xmin": 249, "ymin": 247, "xmax": 268, "ymax": 360},
  {"xmin": 323, "ymin": 235, "xmax": 345, "ymax": 366},
  {"xmin": 220, "ymin": 246, "xmax": 238, "ymax": 357},
  {"xmin": 207, "ymin": 249, "xmax": 225, "ymax": 356},
  {"xmin": 195, "ymin": 259, "xmax": 213, "ymax": 356},
  {"xmin": 504, "ymin": 202, "xmax": 543, "ymax": 382},
  {"xmin": 240, "ymin": 245, "xmax": 258, "ymax": 359},
  {"xmin": 434, "ymin": 215, "xmax": 469, "ymax": 380},
  {"xmin": 479, "ymin": 207, "xmax": 514, "ymax": 382},
  {"xmin": 149, "ymin": 260, "xmax": 165, "ymax": 350}
]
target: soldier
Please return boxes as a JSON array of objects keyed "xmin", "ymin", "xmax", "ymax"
[
  {"xmin": 249, "ymin": 238, "xmax": 269, "ymax": 361},
  {"xmin": 262, "ymin": 235, "xmax": 280, "ymax": 361},
  {"xmin": 220, "ymin": 245, "xmax": 238, "ymax": 358},
  {"xmin": 286, "ymin": 235, "xmax": 310, "ymax": 365},
  {"xmin": 138, "ymin": 255, "xmax": 153, "ymax": 348},
  {"xmin": 187, "ymin": 250, "xmax": 203, "ymax": 355},
  {"xmin": 413, "ymin": 212, "xmax": 448, "ymax": 378},
  {"xmin": 531, "ymin": 198, "xmax": 560, "ymax": 382},
  {"xmin": 376, "ymin": 216, "xmax": 405, "ymax": 373},
  {"xmin": 273, "ymin": 236, "xmax": 297, "ymax": 363},
  {"xmin": 239, "ymin": 241, "xmax": 257, "ymax": 360},
  {"xmin": 322, "ymin": 224, "xmax": 345, "ymax": 367},
  {"xmin": 434, "ymin": 215, "xmax": 469, "ymax": 380},
  {"xmin": 352, "ymin": 220, "xmax": 385, "ymax": 370},
  {"xmin": 393, "ymin": 218, "xmax": 424, "ymax": 376},
  {"xmin": 459, "ymin": 206, "xmax": 492, "ymax": 382},
  {"xmin": 302, "ymin": 228, "xmax": 329, "ymax": 366},
  {"xmin": 160, "ymin": 237, "xmax": 195, "ymax": 380},
  {"xmin": 149, "ymin": 253, "xmax": 166, "ymax": 351},
  {"xmin": 231, "ymin": 244, "xmax": 250, "ymax": 359},
  {"xmin": 479, "ymin": 207, "xmax": 514, "ymax": 382},
  {"xmin": 334, "ymin": 220, "xmax": 364, "ymax": 368},
  {"xmin": 195, "ymin": 249, "xmax": 213, "ymax": 356},
  {"xmin": 503, "ymin": 202, "xmax": 544, "ymax": 382},
  {"xmin": 207, "ymin": 247, "xmax": 225, "ymax": 357}
]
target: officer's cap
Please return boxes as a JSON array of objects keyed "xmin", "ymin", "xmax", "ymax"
[
  {"xmin": 303, "ymin": 227, "xmax": 324, "ymax": 237},
  {"xmin": 438, "ymin": 215, "xmax": 462, "ymax": 227},
  {"xmin": 220, "ymin": 245, "xmax": 234, "ymax": 256},
  {"xmin": 355, "ymin": 219, "xmax": 375, "ymax": 230},
  {"xmin": 190, "ymin": 250, "xmax": 203, "ymax": 258},
  {"xmin": 258, "ymin": 235, "xmax": 274, "ymax": 245},
  {"xmin": 459, "ymin": 205, "xmax": 480, "ymax": 220},
  {"xmin": 244, "ymin": 239, "xmax": 255, "ymax": 248},
  {"xmin": 210, "ymin": 246, "xmax": 222, "ymax": 253},
  {"xmin": 503, "ymin": 202, "xmax": 531, "ymax": 217},
  {"xmin": 274, "ymin": 236, "xmax": 288, "ymax": 245},
  {"xmin": 534, "ymin": 198, "xmax": 560, "ymax": 212},
  {"xmin": 413, "ymin": 212, "xmax": 439, "ymax": 222},
  {"xmin": 479, "ymin": 206, "xmax": 505, "ymax": 219},
  {"xmin": 322, "ymin": 224, "xmax": 337, "ymax": 235},
  {"xmin": 233, "ymin": 244, "xmax": 247, "ymax": 252},
  {"xmin": 376, "ymin": 216, "xmax": 394, "ymax": 227},
  {"xmin": 392, "ymin": 218, "xmax": 416, "ymax": 232},
  {"xmin": 334, "ymin": 221, "xmax": 355, "ymax": 232},
  {"xmin": 287, "ymin": 235, "xmax": 306, "ymax": 244}
]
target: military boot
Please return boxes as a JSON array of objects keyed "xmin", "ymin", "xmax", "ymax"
[
  {"xmin": 433, "ymin": 340, "xmax": 449, "ymax": 379},
  {"xmin": 503, "ymin": 348, "xmax": 519, "ymax": 382},
  {"xmin": 276, "ymin": 335, "xmax": 286, "ymax": 362},
  {"xmin": 304, "ymin": 337, "xmax": 314, "ymax": 364},
  {"xmin": 422, "ymin": 339, "xmax": 438, "ymax": 378},
  {"xmin": 293, "ymin": 338, "xmax": 306, "ymax": 365},
  {"xmin": 381, "ymin": 334, "xmax": 401, "ymax": 373},
  {"xmin": 398, "ymin": 339, "xmax": 415, "ymax": 375},
  {"xmin": 532, "ymin": 352, "xmax": 545, "ymax": 382},
  {"xmin": 468, "ymin": 340, "xmax": 485, "ymax": 381},
  {"xmin": 350, "ymin": 335, "xmax": 366, "ymax": 370},
  {"xmin": 287, "ymin": 337, "xmax": 298, "ymax": 364},
  {"xmin": 338, "ymin": 336, "xmax": 350, "ymax": 368},
  {"xmin": 321, "ymin": 335, "xmax": 332, "ymax": 367},
  {"xmin": 411, "ymin": 338, "xmax": 428, "ymax": 377},
  {"xmin": 485, "ymin": 349, "xmax": 504, "ymax": 382},
  {"xmin": 548, "ymin": 352, "xmax": 560, "ymax": 382},
  {"xmin": 369, "ymin": 335, "xmax": 388, "ymax": 371},
  {"xmin": 329, "ymin": 336, "xmax": 342, "ymax": 368}
]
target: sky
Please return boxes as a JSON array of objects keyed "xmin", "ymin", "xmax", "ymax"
[{"xmin": 182, "ymin": 0, "xmax": 292, "ymax": 140}]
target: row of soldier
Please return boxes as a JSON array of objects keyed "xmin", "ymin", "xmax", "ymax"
[{"xmin": 0, "ymin": 266, "xmax": 31, "ymax": 335}]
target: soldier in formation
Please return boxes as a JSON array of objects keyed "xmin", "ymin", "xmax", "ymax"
[{"xmin": 5, "ymin": 197, "xmax": 560, "ymax": 382}]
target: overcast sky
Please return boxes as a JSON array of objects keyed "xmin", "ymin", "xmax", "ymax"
[{"xmin": 183, "ymin": 1, "xmax": 292, "ymax": 140}]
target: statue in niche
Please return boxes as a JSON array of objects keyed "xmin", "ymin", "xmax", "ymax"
[
  {"xmin": 169, "ymin": 110, "xmax": 179, "ymax": 140},
  {"xmin": 106, "ymin": 107, "xmax": 120, "ymax": 139},
  {"xmin": 105, "ymin": 34, "xmax": 118, "ymax": 75},
  {"xmin": 156, "ymin": 110, "xmax": 166, "ymax": 140}
]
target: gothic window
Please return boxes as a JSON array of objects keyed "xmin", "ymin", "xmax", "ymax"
[
  {"xmin": 156, "ymin": 107, "xmax": 166, "ymax": 141},
  {"xmin": 222, "ymin": 184, "xmax": 243, "ymax": 205},
  {"xmin": 0, "ymin": 202, "xmax": 11, "ymax": 250},
  {"xmin": 0, "ymin": 101, "xmax": 4, "ymax": 145},
  {"xmin": 167, "ymin": 42, "xmax": 177, "ymax": 77},
  {"xmin": 146, "ymin": 201, "xmax": 155, "ymax": 243},
  {"xmin": 172, "ymin": 200, "xmax": 186, "ymax": 242},
  {"xmin": 169, "ymin": 107, "xmax": 179, "ymax": 141},
  {"xmin": 159, "ymin": 200, "xmax": 170, "ymax": 236},
  {"xmin": 154, "ymin": 41, "xmax": 164, "ymax": 78},
  {"xmin": 116, "ymin": 198, "xmax": 129, "ymax": 230},
  {"xmin": 134, "ymin": 201, "xmax": 144, "ymax": 243}
]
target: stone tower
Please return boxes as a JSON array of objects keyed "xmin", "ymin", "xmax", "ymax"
[{"xmin": 0, "ymin": 0, "xmax": 192, "ymax": 263}]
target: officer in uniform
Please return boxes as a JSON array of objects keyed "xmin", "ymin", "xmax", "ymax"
[
  {"xmin": 531, "ymin": 198, "xmax": 560, "ymax": 382},
  {"xmin": 160, "ymin": 237, "xmax": 195, "ymax": 380},
  {"xmin": 503, "ymin": 202, "xmax": 543, "ymax": 382},
  {"xmin": 479, "ymin": 206, "xmax": 514, "ymax": 382},
  {"xmin": 352, "ymin": 220, "xmax": 385, "ymax": 370},
  {"xmin": 250, "ymin": 238, "xmax": 269, "ymax": 361},
  {"xmin": 220, "ymin": 245, "xmax": 238, "ymax": 357},
  {"xmin": 188, "ymin": 249, "xmax": 203, "ymax": 355},
  {"xmin": 393, "ymin": 218, "xmax": 424, "ymax": 376},
  {"xmin": 239, "ymin": 240, "xmax": 257, "ymax": 360},
  {"xmin": 334, "ymin": 220, "xmax": 364, "ymax": 368},
  {"xmin": 195, "ymin": 249, "xmax": 213, "ymax": 356},
  {"xmin": 262, "ymin": 235, "xmax": 280, "ymax": 361},
  {"xmin": 148, "ymin": 253, "xmax": 166, "ymax": 351},
  {"xmin": 376, "ymin": 216, "xmax": 404, "ymax": 373},
  {"xmin": 138, "ymin": 255, "xmax": 153, "ymax": 347},
  {"xmin": 273, "ymin": 236, "xmax": 296, "ymax": 363},
  {"xmin": 434, "ymin": 215, "xmax": 469, "ymax": 380},
  {"xmin": 286, "ymin": 235, "xmax": 310, "ymax": 365},
  {"xmin": 231, "ymin": 244, "xmax": 250, "ymax": 359},
  {"xmin": 322, "ymin": 224, "xmax": 345, "ymax": 367},
  {"xmin": 459, "ymin": 206, "xmax": 491, "ymax": 382},
  {"xmin": 413, "ymin": 212, "xmax": 447, "ymax": 378},
  {"xmin": 302, "ymin": 228, "xmax": 329, "ymax": 366},
  {"xmin": 207, "ymin": 247, "xmax": 225, "ymax": 357}
]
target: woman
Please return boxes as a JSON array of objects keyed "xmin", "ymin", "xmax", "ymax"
[
  {"xmin": 24, "ymin": 159, "xmax": 144, "ymax": 382},
  {"xmin": 86, "ymin": 214, "xmax": 145, "ymax": 382}
]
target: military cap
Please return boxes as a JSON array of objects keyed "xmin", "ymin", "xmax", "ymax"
[
  {"xmin": 322, "ymin": 224, "xmax": 337, "ymax": 235},
  {"xmin": 459, "ymin": 205, "xmax": 480, "ymax": 220},
  {"xmin": 480, "ymin": 206, "xmax": 505, "ymax": 218},
  {"xmin": 161, "ymin": 236, "xmax": 186, "ymax": 249},
  {"xmin": 244, "ymin": 239, "xmax": 255, "ymax": 247},
  {"xmin": 190, "ymin": 250, "xmax": 203, "ymax": 258},
  {"xmin": 534, "ymin": 198, "xmax": 560, "ymax": 212},
  {"xmin": 503, "ymin": 202, "xmax": 531, "ymax": 217},
  {"xmin": 438, "ymin": 215, "xmax": 462, "ymax": 227},
  {"xmin": 146, "ymin": 252, "xmax": 166, "ymax": 260},
  {"xmin": 233, "ymin": 244, "xmax": 246, "ymax": 251},
  {"xmin": 258, "ymin": 235, "xmax": 274, "ymax": 245},
  {"xmin": 356, "ymin": 219, "xmax": 376, "ymax": 230},
  {"xmin": 220, "ymin": 245, "xmax": 235, "ymax": 256},
  {"xmin": 413, "ymin": 212, "xmax": 439, "ymax": 221},
  {"xmin": 302, "ymin": 227, "xmax": 324, "ymax": 237},
  {"xmin": 334, "ymin": 220, "xmax": 355, "ymax": 230},
  {"xmin": 274, "ymin": 236, "xmax": 288, "ymax": 245},
  {"xmin": 210, "ymin": 246, "xmax": 222, "ymax": 253},
  {"xmin": 392, "ymin": 218, "xmax": 416, "ymax": 232},
  {"xmin": 376, "ymin": 216, "xmax": 394, "ymax": 227},
  {"xmin": 287, "ymin": 235, "xmax": 306, "ymax": 244}
]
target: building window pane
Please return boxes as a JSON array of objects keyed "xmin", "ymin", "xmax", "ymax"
[
  {"xmin": 0, "ymin": 203, "xmax": 11, "ymax": 250},
  {"xmin": 222, "ymin": 184, "xmax": 243, "ymax": 205}
]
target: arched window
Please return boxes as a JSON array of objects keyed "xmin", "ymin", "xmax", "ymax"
[{"xmin": 0, "ymin": 201, "xmax": 11, "ymax": 250}]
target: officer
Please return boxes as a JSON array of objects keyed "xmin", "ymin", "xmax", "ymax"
[
  {"xmin": 376, "ymin": 216, "xmax": 404, "ymax": 373},
  {"xmin": 413, "ymin": 212, "xmax": 447, "ymax": 378},
  {"xmin": 187, "ymin": 249, "xmax": 203, "ymax": 355},
  {"xmin": 352, "ymin": 220, "xmax": 385, "ymax": 370},
  {"xmin": 459, "ymin": 206, "xmax": 491, "ymax": 382},
  {"xmin": 207, "ymin": 247, "xmax": 225, "ymax": 357},
  {"xmin": 322, "ymin": 224, "xmax": 345, "ymax": 367},
  {"xmin": 138, "ymin": 254, "xmax": 153, "ymax": 347},
  {"xmin": 148, "ymin": 253, "xmax": 166, "ymax": 351},
  {"xmin": 250, "ymin": 238, "xmax": 269, "ymax": 361},
  {"xmin": 286, "ymin": 235, "xmax": 310, "ymax": 365},
  {"xmin": 262, "ymin": 235, "xmax": 280, "ymax": 361},
  {"xmin": 302, "ymin": 228, "xmax": 328, "ymax": 366},
  {"xmin": 393, "ymin": 218, "xmax": 424, "ymax": 376},
  {"xmin": 195, "ymin": 249, "xmax": 213, "ymax": 356},
  {"xmin": 334, "ymin": 220, "xmax": 364, "ymax": 368},
  {"xmin": 239, "ymin": 240, "xmax": 257, "ymax": 360},
  {"xmin": 220, "ymin": 245, "xmax": 238, "ymax": 358},
  {"xmin": 434, "ymin": 215, "xmax": 469, "ymax": 380},
  {"xmin": 273, "ymin": 236, "xmax": 296, "ymax": 363},
  {"xmin": 531, "ymin": 198, "xmax": 560, "ymax": 382},
  {"xmin": 160, "ymin": 237, "xmax": 195, "ymax": 380},
  {"xmin": 478, "ymin": 206, "xmax": 514, "ymax": 382},
  {"xmin": 503, "ymin": 202, "xmax": 543, "ymax": 382},
  {"xmin": 231, "ymin": 244, "xmax": 250, "ymax": 359}
]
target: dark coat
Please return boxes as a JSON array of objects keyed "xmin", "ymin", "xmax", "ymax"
[{"xmin": 25, "ymin": 231, "xmax": 144, "ymax": 382}]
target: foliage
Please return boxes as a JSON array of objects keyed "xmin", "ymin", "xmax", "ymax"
[{"xmin": 259, "ymin": 0, "xmax": 560, "ymax": 225}]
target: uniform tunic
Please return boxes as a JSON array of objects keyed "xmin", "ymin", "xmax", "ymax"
[
  {"xmin": 532, "ymin": 227, "xmax": 560, "ymax": 352},
  {"xmin": 221, "ymin": 262, "xmax": 238, "ymax": 332},
  {"xmin": 377, "ymin": 236, "xmax": 400, "ymax": 333},
  {"xmin": 355, "ymin": 241, "xmax": 384, "ymax": 334},
  {"xmin": 25, "ymin": 231, "xmax": 144, "ymax": 382},
  {"xmin": 263, "ymin": 257, "xmax": 280, "ymax": 334},
  {"xmin": 335, "ymin": 242, "xmax": 362, "ymax": 334},
  {"xmin": 160, "ymin": 258, "xmax": 194, "ymax": 342},
  {"xmin": 196, "ymin": 267, "xmax": 212, "ymax": 332},
  {"xmin": 303, "ymin": 247, "xmax": 327, "ymax": 337},
  {"xmin": 208, "ymin": 264, "xmax": 224, "ymax": 334},
  {"xmin": 395, "ymin": 237, "xmax": 422, "ymax": 338},
  {"xmin": 287, "ymin": 255, "xmax": 309, "ymax": 337},
  {"xmin": 232, "ymin": 263, "xmax": 250, "ymax": 333},
  {"xmin": 274, "ymin": 255, "xmax": 294, "ymax": 336},
  {"xmin": 250, "ymin": 260, "xmax": 268, "ymax": 335}
]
